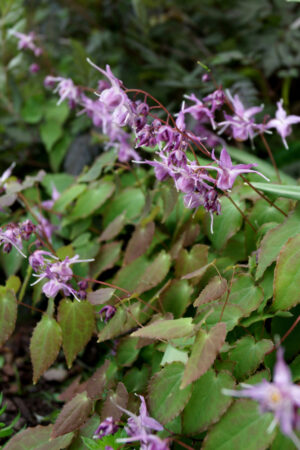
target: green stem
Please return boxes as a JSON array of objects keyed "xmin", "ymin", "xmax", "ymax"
[
  {"xmin": 18, "ymin": 265, "xmax": 32, "ymax": 303},
  {"xmin": 46, "ymin": 297, "xmax": 55, "ymax": 317}
]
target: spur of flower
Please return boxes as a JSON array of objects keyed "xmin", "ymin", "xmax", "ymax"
[
  {"xmin": 223, "ymin": 347, "xmax": 300, "ymax": 449},
  {"xmin": 30, "ymin": 252, "xmax": 94, "ymax": 300}
]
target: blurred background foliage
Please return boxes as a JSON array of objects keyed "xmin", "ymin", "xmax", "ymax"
[{"xmin": 1, "ymin": 0, "xmax": 300, "ymax": 176}]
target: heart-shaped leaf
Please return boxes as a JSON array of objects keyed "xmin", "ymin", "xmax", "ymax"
[
  {"xmin": 58, "ymin": 299, "xmax": 95, "ymax": 368},
  {"xmin": 30, "ymin": 315, "xmax": 62, "ymax": 383}
]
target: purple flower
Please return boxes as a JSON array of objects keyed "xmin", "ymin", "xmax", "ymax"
[
  {"xmin": 115, "ymin": 395, "xmax": 169, "ymax": 449},
  {"xmin": 0, "ymin": 221, "xmax": 35, "ymax": 257},
  {"xmin": 29, "ymin": 250, "xmax": 57, "ymax": 271},
  {"xmin": 31, "ymin": 254, "xmax": 94, "ymax": 300},
  {"xmin": 218, "ymin": 92, "xmax": 264, "ymax": 142},
  {"xmin": 183, "ymin": 93, "xmax": 216, "ymax": 128},
  {"xmin": 99, "ymin": 305, "xmax": 117, "ymax": 322},
  {"xmin": 10, "ymin": 30, "xmax": 42, "ymax": 56},
  {"xmin": 29, "ymin": 63, "xmax": 40, "ymax": 74},
  {"xmin": 93, "ymin": 417, "xmax": 118, "ymax": 439},
  {"xmin": 266, "ymin": 99, "xmax": 300, "ymax": 149},
  {"xmin": 200, "ymin": 148, "xmax": 269, "ymax": 191},
  {"xmin": 44, "ymin": 76, "xmax": 80, "ymax": 108},
  {"xmin": 41, "ymin": 184, "xmax": 60, "ymax": 210},
  {"xmin": 223, "ymin": 347, "xmax": 300, "ymax": 449},
  {"xmin": 0, "ymin": 226, "xmax": 24, "ymax": 256}
]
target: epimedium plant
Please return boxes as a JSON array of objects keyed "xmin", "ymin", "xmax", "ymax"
[{"xmin": 1, "ymin": 5, "xmax": 300, "ymax": 450}]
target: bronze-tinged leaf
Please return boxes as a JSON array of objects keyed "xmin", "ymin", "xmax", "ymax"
[
  {"xmin": 98, "ymin": 214, "xmax": 125, "ymax": 242},
  {"xmin": 194, "ymin": 277, "xmax": 227, "ymax": 307},
  {"xmin": 181, "ymin": 323, "xmax": 227, "ymax": 389},
  {"xmin": 123, "ymin": 222, "xmax": 155, "ymax": 266},
  {"xmin": 58, "ymin": 299, "xmax": 95, "ymax": 368},
  {"xmin": 101, "ymin": 382, "xmax": 128, "ymax": 421},
  {"xmin": 135, "ymin": 251, "xmax": 171, "ymax": 294},
  {"xmin": 52, "ymin": 391, "xmax": 93, "ymax": 439},
  {"xmin": 30, "ymin": 315, "xmax": 62, "ymax": 384},
  {"xmin": 0, "ymin": 289, "xmax": 17, "ymax": 347},
  {"xmin": 175, "ymin": 244, "xmax": 209, "ymax": 280},
  {"xmin": 90, "ymin": 241, "xmax": 122, "ymax": 278},
  {"xmin": 4, "ymin": 424, "xmax": 74, "ymax": 450},
  {"xmin": 86, "ymin": 360, "xmax": 110, "ymax": 400}
]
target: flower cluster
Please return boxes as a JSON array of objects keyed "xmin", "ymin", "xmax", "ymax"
[
  {"xmin": 0, "ymin": 220, "xmax": 35, "ymax": 257},
  {"xmin": 223, "ymin": 347, "xmax": 300, "ymax": 449},
  {"xmin": 45, "ymin": 59, "xmax": 300, "ymax": 226},
  {"xmin": 29, "ymin": 252, "xmax": 93, "ymax": 300},
  {"xmin": 99, "ymin": 395, "xmax": 169, "ymax": 449}
]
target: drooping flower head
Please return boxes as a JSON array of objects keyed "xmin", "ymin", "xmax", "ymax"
[
  {"xmin": 266, "ymin": 99, "xmax": 300, "ymax": 149},
  {"xmin": 223, "ymin": 347, "xmax": 300, "ymax": 449}
]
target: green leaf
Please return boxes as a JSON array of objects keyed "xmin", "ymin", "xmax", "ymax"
[
  {"xmin": 160, "ymin": 279, "xmax": 193, "ymax": 318},
  {"xmin": 50, "ymin": 135, "xmax": 72, "ymax": 172},
  {"xmin": 53, "ymin": 184, "xmax": 86, "ymax": 212},
  {"xmin": 183, "ymin": 369, "xmax": 235, "ymax": 434},
  {"xmin": 181, "ymin": 323, "xmax": 227, "ymax": 389},
  {"xmin": 194, "ymin": 276, "xmax": 227, "ymax": 306},
  {"xmin": 0, "ymin": 247, "xmax": 23, "ymax": 277},
  {"xmin": 131, "ymin": 318, "xmax": 194, "ymax": 340},
  {"xmin": 0, "ymin": 290, "xmax": 17, "ymax": 347},
  {"xmin": 30, "ymin": 315, "xmax": 62, "ymax": 383},
  {"xmin": 40, "ymin": 120, "xmax": 63, "ymax": 152},
  {"xmin": 67, "ymin": 181, "xmax": 115, "ymax": 220},
  {"xmin": 91, "ymin": 241, "xmax": 122, "ymax": 278},
  {"xmin": 228, "ymin": 336, "xmax": 273, "ymax": 380},
  {"xmin": 148, "ymin": 362, "xmax": 192, "ymax": 424},
  {"xmin": 224, "ymin": 275, "xmax": 264, "ymax": 316},
  {"xmin": 161, "ymin": 345, "xmax": 188, "ymax": 366},
  {"xmin": 208, "ymin": 195, "xmax": 245, "ymax": 250},
  {"xmin": 21, "ymin": 95, "xmax": 44, "ymax": 124},
  {"xmin": 273, "ymin": 233, "xmax": 300, "ymax": 310},
  {"xmin": 52, "ymin": 391, "xmax": 93, "ymax": 438},
  {"xmin": 196, "ymin": 303, "xmax": 244, "ymax": 332},
  {"xmin": 102, "ymin": 188, "xmax": 145, "ymax": 227},
  {"xmin": 175, "ymin": 244, "xmax": 208, "ymax": 279},
  {"xmin": 45, "ymin": 100, "xmax": 69, "ymax": 124},
  {"xmin": 116, "ymin": 337, "xmax": 140, "ymax": 367},
  {"xmin": 3, "ymin": 424, "xmax": 74, "ymax": 450},
  {"xmin": 78, "ymin": 150, "xmax": 117, "ymax": 183},
  {"xmin": 256, "ymin": 204, "xmax": 300, "ymax": 279},
  {"xmin": 271, "ymin": 431, "xmax": 298, "ymax": 450},
  {"xmin": 203, "ymin": 400, "xmax": 276, "ymax": 450},
  {"xmin": 58, "ymin": 299, "xmax": 95, "ymax": 368},
  {"xmin": 251, "ymin": 182, "xmax": 300, "ymax": 200},
  {"xmin": 135, "ymin": 251, "xmax": 171, "ymax": 294}
]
